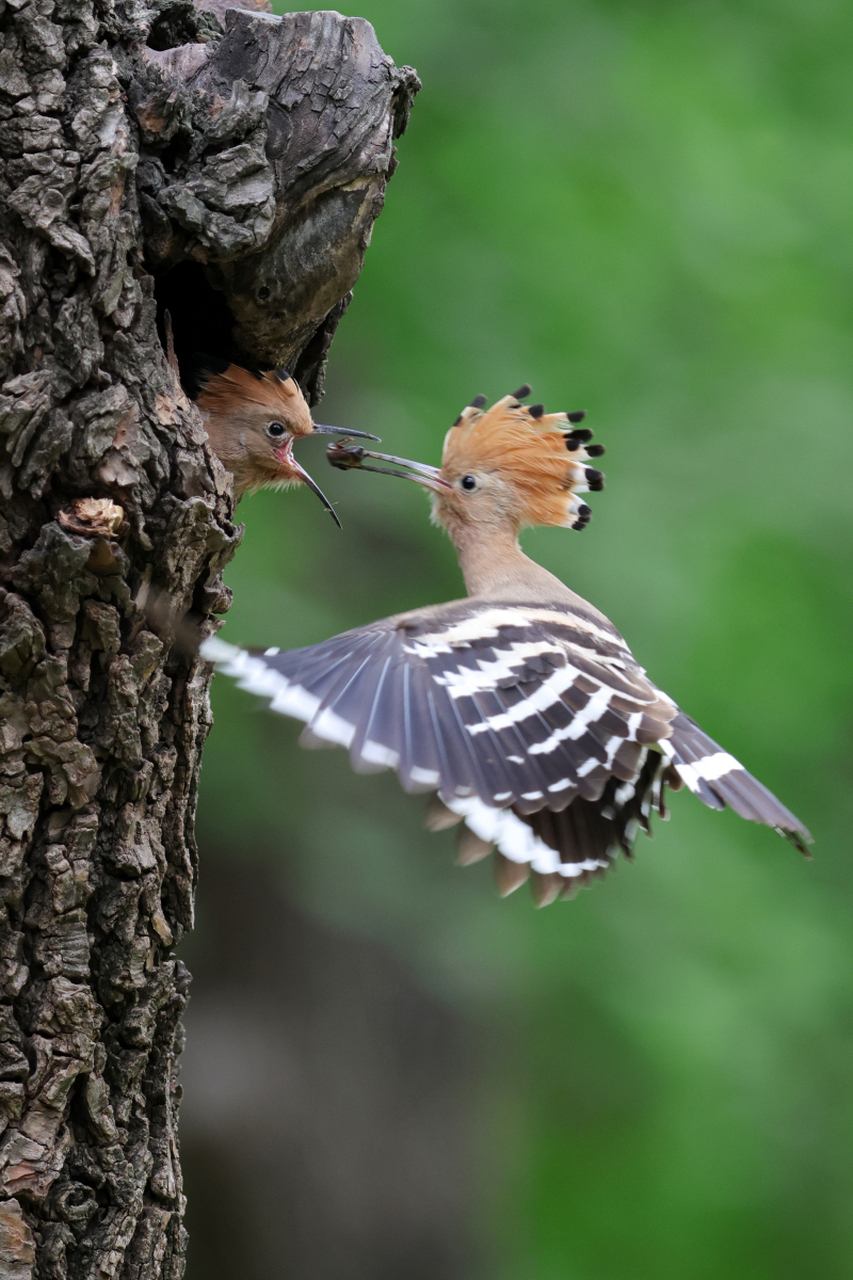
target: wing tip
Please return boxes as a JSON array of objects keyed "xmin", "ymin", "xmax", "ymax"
[
  {"xmin": 200, "ymin": 634, "xmax": 242, "ymax": 666},
  {"xmin": 777, "ymin": 823, "xmax": 813, "ymax": 859}
]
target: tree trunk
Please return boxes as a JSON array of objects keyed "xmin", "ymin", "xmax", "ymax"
[{"xmin": 0, "ymin": 3, "xmax": 418, "ymax": 1276}]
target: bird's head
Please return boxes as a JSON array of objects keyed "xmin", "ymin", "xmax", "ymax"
[
  {"xmin": 328, "ymin": 385, "xmax": 605, "ymax": 541},
  {"xmin": 193, "ymin": 362, "xmax": 379, "ymax": 524}
]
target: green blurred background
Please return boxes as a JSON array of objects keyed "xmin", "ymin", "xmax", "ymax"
[{"xmin": 185, "ymin": 1, "xmax": 853, "ymax": 1276}]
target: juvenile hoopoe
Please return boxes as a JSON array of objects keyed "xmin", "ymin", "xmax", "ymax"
[
  {"xmin": 191, "ymin": 359, "xmax": 379, "ymax": 523},
  {"xmin": 201, "ymin": 387, "xmax": 811, "ymax": 905}
]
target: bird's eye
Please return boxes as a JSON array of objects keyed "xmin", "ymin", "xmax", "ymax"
[
  {"xmin": 460, "ymin": 475, "xmax": 477, "ymax": 492},
  {"xmin": 266, "ymin": 422, "xmax": 286, "ymax": 438}
]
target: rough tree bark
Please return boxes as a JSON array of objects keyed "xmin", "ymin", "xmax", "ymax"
[{"xmin": 0, "ymin": 3, "xmax": 418, "ymax": 1276}]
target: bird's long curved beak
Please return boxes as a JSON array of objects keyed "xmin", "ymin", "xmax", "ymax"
[
  {"xmin": 287, "ymin": 426, "xmax": 380, "ymax": 527},
  {"xmin": 288, "ymin": 454, "xmax": 343, "ymax": 529},
  {"xmin": 327, "ymin": 443, "xmax": 452, "ymax": 492},
  {"xmin": 311, "ymin": 424, "xmax": 382, "ymax": 441}
]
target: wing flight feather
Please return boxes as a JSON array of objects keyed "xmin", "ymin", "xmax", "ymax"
[{"xmin": 202, "ymin": 598, "xmax": 810, "ymax": 899}]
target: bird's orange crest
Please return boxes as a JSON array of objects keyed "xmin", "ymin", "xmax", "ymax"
[
  {"xmin": 442, "ymin": 387, "xmax": 605, "ymax": 530},
  {"xmin": 194, "ymin": 365, "xmax": 314, "ymax": 438}
]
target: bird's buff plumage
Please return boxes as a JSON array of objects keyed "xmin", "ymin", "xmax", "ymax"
[
  {"xmin": 193, "ymin": 361, "xmax": 379, "ymax": 523},
  {"xmin": 201, "ymin": 387, "xmax": 811, "ymax": 907}
]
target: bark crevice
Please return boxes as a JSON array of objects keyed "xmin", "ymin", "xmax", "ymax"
[{"xmin": 0, "ymin": 2, "xmax": 418, "ymax": 1274}]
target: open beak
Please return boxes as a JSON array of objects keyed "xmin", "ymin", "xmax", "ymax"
[
  {"xmin": 288, "ymin": 454, "xmax": 343, "ymax": 528},
  {"xmin": 281, "ymin": 427, "xmax": 379, "ymax": 527},
  {"xmin": 311, "ymin": 424, "xmax": 382, "ymax": 441},
  {"xmin": 326, "ymin": 443, "xmax": 452, "ymax": 493}
]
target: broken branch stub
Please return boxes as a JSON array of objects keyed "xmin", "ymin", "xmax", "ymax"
[{"xmin": 135, "ymin": 7, "xmax": 420, "ymax": 400}]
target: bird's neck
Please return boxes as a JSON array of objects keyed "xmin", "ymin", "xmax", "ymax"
[{"xmin": 451, "ymin": 524, "xmax": 571, "ymax": 602}]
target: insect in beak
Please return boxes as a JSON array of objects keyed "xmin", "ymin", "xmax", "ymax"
[
  {"xmin": 291, "ymin": 427, "xmax": 380, "ymax": 525},
  {"xmin": 327, "ymin": 443, "xmax": 452, "ymax": 492}
]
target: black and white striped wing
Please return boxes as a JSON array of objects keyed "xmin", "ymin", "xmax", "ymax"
[
  {"xmin": 661, "ymin": 711, "xmax": 809, "ymax": 851},
  {"xmin": 202, "ymin": 599, "xmax": 810, "ymax": 901},
  {"xmin": 201, "ymin": 600, "xmax": 674, "ymax": 802},
  {"xmin": 396, "ymin": 602, "xmax": 676, "ymax": 803}
]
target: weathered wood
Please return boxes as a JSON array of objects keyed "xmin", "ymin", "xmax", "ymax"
[
  {"xmin": 0, "ymin": 2, "xmax": 418, "ymax": 1275},
  {"xmin": 138, "ymin": 6, "xmax": 419, "ymax": 399},
  {"xmin": 196, "ymin": 0, "xmax": 272, "ymax": 22}
]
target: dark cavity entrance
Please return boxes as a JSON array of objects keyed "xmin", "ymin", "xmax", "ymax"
[{"xmin": 154, "ymin": 261, "xmax": 242, "ymax": 399}]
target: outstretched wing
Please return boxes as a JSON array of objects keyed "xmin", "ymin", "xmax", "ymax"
[
  {"xmin": 201, "ymin": 598, "xmax": 811, "ymax": 901},
  {"xmin": 201, "ymin": 600, "xmax": 675, "ymax": 804}
]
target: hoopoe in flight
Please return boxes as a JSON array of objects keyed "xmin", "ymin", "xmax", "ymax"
[
  {"xmin": 191, "ymin": 358, "xmax": 378, "ymax": 523},
  {"xmin": 201, "ymin": 386, "xmax": 811, "ymax": 906}
]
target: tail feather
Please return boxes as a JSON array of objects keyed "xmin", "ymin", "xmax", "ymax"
[{"xmin": 462, "ymin": 749, "xmax": 672, "ymax": 901}]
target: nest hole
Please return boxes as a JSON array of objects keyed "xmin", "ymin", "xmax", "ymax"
[{"xmin": 154, "ymin": 262, "xmax": 245, "ymax": 399}]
